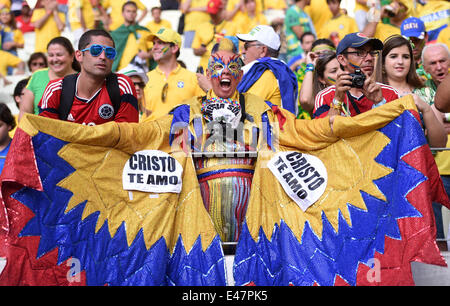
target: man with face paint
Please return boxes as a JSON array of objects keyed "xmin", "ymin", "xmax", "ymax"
[
  {"xmin": 313, "ymin": 32, "xmax": 399, "ymax": 118},
  {"xmin": 179, "ymin": 38, "xmax": 338, "ymax": 243},
  {"xmin": 142, "ymin": 27, "xmax": 204, "ymax": 121}
]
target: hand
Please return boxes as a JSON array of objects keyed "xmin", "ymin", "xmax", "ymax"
[
  {"xmin": 3, "ymin": 78, "xmax": 12, "ymax": 86},
  {"xmin": 334, "ymin": 71, "xmax": 352, "ymax": 102},
  {"xmin": 305, "ymin": 51, "xmax": 318, "ymax": 65},
  {"xmin": 194, "ymin": 45, "xmax": 207, "ymax": 56},
  {"xmin": 362, "ymin": 77, "xmax": 383, "ymax": 103},
  {"xmin": 196, "ymin": 73, "xmax": 212, "ymax": 93},
  {"xmin": 45, "ymin": 0, "xmax": 58, "ymax": 12},
  {"xmin": 412, "ymin": 93, "xmax": 431, "ymax": 114}
]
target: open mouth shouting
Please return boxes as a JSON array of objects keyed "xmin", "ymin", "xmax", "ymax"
[{"xmin": 219, "ymin": 78, "xmax": 231, "ymax": 89}]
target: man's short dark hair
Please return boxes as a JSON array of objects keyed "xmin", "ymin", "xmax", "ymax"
[
  {"xmin": 78, "ymin": 29, "xmax": 115, "ymax": 50},
  {"xmin": 266, "ymin": 46, "xmax": 279, "ymax": 58},
  {"xmin": 300, "ymin": 32, "xmax": 315, "ymax": 44},
  {"xmin": 122, "ymin": 1, "xmax": 137, "ymax": 11}
]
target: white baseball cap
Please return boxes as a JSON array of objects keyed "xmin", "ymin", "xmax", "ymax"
[
  {"xmin": 118, "ymin": 66, "xmax": 149, "ymax": 84},
  {"xmin": 236, "ymin": 25, "xmax": 281, "ymax": 50}
]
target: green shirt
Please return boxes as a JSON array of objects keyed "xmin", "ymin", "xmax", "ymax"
[
  {"xmin": 284, "ymin": 5, "xmax": 315, "ymax": 61},
  {"xmin": 26, "ymin": 68, "xmax": 50, "ymax": 115},
  {"xmin": 413, "ymin": 79, "xmax": 437, "ymax": 106}
]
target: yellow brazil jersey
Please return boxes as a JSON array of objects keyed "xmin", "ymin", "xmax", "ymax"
[
  {"xmin": 68, "ymin": 0, "xmax": 95, "ymax": 31},
  {"xmin": 354, "ymin": 0, "xmax": 369, "ymax": 13},
  {"xmin": 245, "ymin": 69, "xmax": 282, "ymax": 108},
  {"xmin": 31, "ymin": 8, "xmax": 66, "ymax": 53},
  {"xmin": 226, "ymin": 0, "xmax": 263, "ymax": 23},
  {"xmin": 192, "ymin": 20, "xmax": 238, "ymax": 70},
  {"xmin": 103, "ymin": 0, "xmax": 147, "ymax": 31},
  {"xmin": 142, "ymin": 65, "xmax": 204, "ymax": 121},
  {"xmin": 374, "ymin": 22, "xmax": 401, "ymax": 43},
  {"xmin": 0, "ymin": 50, "xmax": 21, "ymax": 75},
  {"xmin": 318, "ymin": 14, "xmax": 359, "ymax": 41},
  {"xmin": 145, "ymin": 19, "xmax": 173, "ymax": 34},
  {"xmin": 304, "ymin": 0, "xmax": 333, "ymax": 32},
  {"xmin": 2, "ymin": 26, "xmax": 24, "ymax": 47},
  {"xmin": 13, "ymin": 28, "xmax": 24, "ymax": 46},
  {"xmin": 235, "ymin": 13, "xmax": 268, "ymax": 34},
  {"xmin": 413, "ymin": 1, "xmax": 450, "ymax": 35},
  {"xmin": 437, "ymin": 26, "xmax": 450, "ymax": 49},
  {"xmin": 181, "ymin": 0, "xmax": 211, "ymax": 32},
  {"xmin": 117, "ymin": 28, "xmax": 151, "ymax": 71},
  {"xmin": 263, "ymin": 0, "xmax": 287, "ymax": 10}
]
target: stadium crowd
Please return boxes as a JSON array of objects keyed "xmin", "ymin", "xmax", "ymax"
[{"xmin": 0, "ymin": 0, "xmax": 449, "ymax": 249}]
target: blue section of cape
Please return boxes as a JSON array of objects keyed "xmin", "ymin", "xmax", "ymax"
[{"xmin": 237, "ymin": 57, "xmax": 298, "ymax": 115}]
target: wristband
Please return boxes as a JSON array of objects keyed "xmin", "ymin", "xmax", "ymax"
[
  {"xmin": 372, "ymin": 98, "xmax": 387, "ymax": 109},
  {"xmin": 305, "ymin": 63, "xmax": 315, "ymax": 73},
  {"xmin": 331, "ymin": 98, "xmax": 343, "ymax": 110}
]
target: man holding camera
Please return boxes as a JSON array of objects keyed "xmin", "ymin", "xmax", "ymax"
[{"xmin": 313, "ymin": 32, "xmax": 399, "ymax": 118}]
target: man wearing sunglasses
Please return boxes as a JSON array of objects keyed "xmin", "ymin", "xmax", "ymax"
[
  {"xmin": 39, "ymin": 29, "xmax": 139, "ymax": 125},
  {"xmin": 313, "ymin": 32, "xmax": 399, "ymax": 119}
]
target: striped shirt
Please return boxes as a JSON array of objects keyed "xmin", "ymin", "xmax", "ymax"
[
  {"xmin": 39, "ymin": 73, "xmax": 139, "ymax": 125},
  {"xmin": 313, "ymin": 84, "xmax": 399, "ymax": 118}
]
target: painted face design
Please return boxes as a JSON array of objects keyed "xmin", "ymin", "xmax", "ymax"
[
  {"xmin": 208, "ymin": 51, "xmax": 243, "ymax": 99},
  {"xmin": 208, "ymin": 53, "xmax": 241, "ymax": 79}
]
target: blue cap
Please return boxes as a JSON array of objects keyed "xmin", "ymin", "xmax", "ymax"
[
  {"xmin": 401, "ymin": 17, "xmax": 426, "ymax": 39},
  {"xmin": 336, "ymin": 32, "xmax": 383, "ymax": 55}
]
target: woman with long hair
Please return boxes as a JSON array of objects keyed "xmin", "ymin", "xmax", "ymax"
[
  {"xmin": 375, "ymin": 34, "xmax": 446, "ymax": 148},
  {"xmin": 19, "ymin": 36, "xmax": 80, "ymax": 120},
  {"xmin": 299, "ymin": 50, "xmax": 341, "ymax": 116}
]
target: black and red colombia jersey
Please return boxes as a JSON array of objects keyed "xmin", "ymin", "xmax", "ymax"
[{"xmin": 39, "ymin": 73, "xmax": 139, "ymax": 125}]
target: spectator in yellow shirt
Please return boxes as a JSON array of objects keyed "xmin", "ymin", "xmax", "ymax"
[
  {"xmin": 0, "ymin": 7, "xmax": 24, "ymax": 74},
  {"xmin": 143, "ymin": 27, "xmax": 204, "ymax": 121},
  {"xmin": 437, "ymin": 26, "xmax": 450, "ymax": 51},
  {"xmin": 192, "ymin": 0, "xmax": 237, "ymax": 71},
  {"xmin": 263, "ymin": 0, "xmax": 287, "ymax": 10},
  {"xmin": 110, "ymin": 1, "xmax": 150, "ymax": 72},
  {"xmin": 0, "ymin": 49, "xmax": 25, "ymax": 76},
  {"xmin": 318, "ymin": 0, "xmax": 358, "ymax": 46},
  {"xmin": 31, "ymin": 0, "xmax": 66, "ymax": 53},
  {"xmin": 304, "ymin": 0, "xmax": 332, "ymax": 32},
  {"xmin": 362, "ymin": 0, "xmax": 410, "ymax": 42},
  {"xmin": 145, "ymin": 6, "xmax": 172, "ymax": 34},
  {"xmin": 225, "ymin": 0, "xmax": 263, "ymax": 22},
  {"xmin": 180, "ymin": 0, "xmax": 211, "ymax": 48},
  {"xmin": 235, "ymin": 0, "xmax": 268, "ymax": 35},
  {"xmin": 68, "ymin": 0, "xmax": 95, "ymax": 49},
  {"xmin": 102, "ymin": 0, "xmax": 147, "ymax": 31}
]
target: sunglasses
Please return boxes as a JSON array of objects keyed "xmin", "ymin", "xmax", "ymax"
[
  {"xmin": 133, "ymin": 82, "xmax": 145, "ymax": 89},
  {"xmin": 161, "ymin": 83, "xmax": 168, "ymax": 102},
  {"xmin": 31, "ymin": 61, "xmax": 46, "ymax": 67},
  {"xmin": 81, "ymin": 44, "xmax": 117, "ymax": 60}
]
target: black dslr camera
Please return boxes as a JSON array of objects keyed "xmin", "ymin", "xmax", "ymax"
[{"xmin": 350, "ymin": 69, "xmax": 366, "ymax": 88}]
